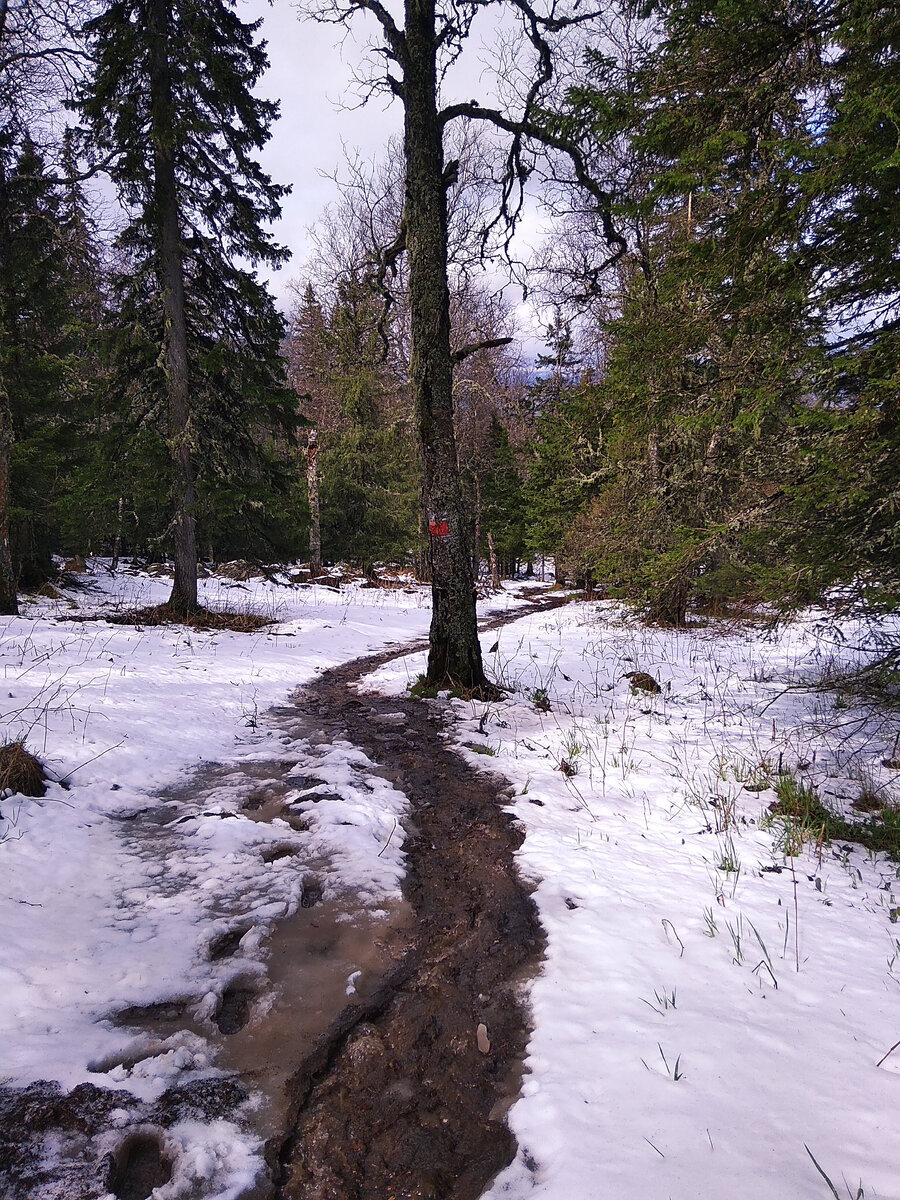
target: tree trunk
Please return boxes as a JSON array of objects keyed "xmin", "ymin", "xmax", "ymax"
[
  {"xmin": 307, "ymin": 426, "xmax": 321, "ymax": 577},
  {"xmin": 110, "ymin": 495, "xmax": 125, "ymax": 571},
  {"xmin": 403, "ymin": 0, "xmax": 486, "ymax": 689},
  {"xmin": 473, "ymin": 475, "xmax": 482, "ymax": 579},
  {"xmin": 0, "ymin": 141, "xmax": 16, "ymax": 616},
  {"xmin": 647, "ymin": 573, "xmax": 690, "ymax": 628},
  {"xmin": 488, "ymin": 530, "xmax": 500, "ymax": 591},
  {"xmin": 0, "ymin": 399, "xmax": 17, "ymax": 615},
  {"xmin": 415, "ymin": 505, "xmax": 431, "ymax": 583},
  {"xmin": 149, "ymin": 0, "xmax": 197, "ymax": 616}
]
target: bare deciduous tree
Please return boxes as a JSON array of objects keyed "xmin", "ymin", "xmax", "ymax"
[{"xmin": 300, "ymin": 0, "xmax": 623, "ymax": 688}]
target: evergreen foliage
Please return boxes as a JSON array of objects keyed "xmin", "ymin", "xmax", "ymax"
[
  {"xmin": 287, "ymin": 277, "xmax": 420, "ymax": 568},
  {"xmin": 476, "ymin": 417, "xmax": 526, "ymax": 575},
  {"xmin": 77, "ymin": 0, "xmax": 299, "ymax": 584},
  {"xmin": 0, "ymin": 134, "xmax": 102, "ymax": 590},
  {"xmin": 524, "ymin": 380, "xmax": 605, "ymax": 574},
  {"xmin": 531, "ymin": 0, "xmax": 900, "ymax": 621},
  {"xmin": 788, "ymin": 0, "xmax": 900, "ymax": 605},
  {"xmin": 0, "ymin": 0, "xmax": 897, "ymax": 628}
]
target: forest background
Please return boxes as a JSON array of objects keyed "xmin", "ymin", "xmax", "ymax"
[{"xmin": 1, "ymin": 0, "xmax": 898, "ymax": 636}]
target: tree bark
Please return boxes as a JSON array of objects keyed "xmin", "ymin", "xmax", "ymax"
[
  {"xmin": 307, "ymin": 426, "xmax": 321, "ymax": 577},
  {"xmin": 415, "ymin": 505, "xmax": 431, "ymax": 582},
  {"xmin": 0, "ymin": 139, "xmax": 16, "ymax": 615},
  {"xmin": 488, "ymin": 530, "xmax": 500, "ymax": 591},
  {"xmin": 0, "ymin": 398, "xmax": 17, "ymax": 615},
  {"xmin": 403, "ymin": 0, "xmax": 486, "ymax": 689},
  {"xmin": 110, "ymin": 495, "xmax": 124, "ymax": 572},
  {"xmin": 473, "ymin": 474, "xmax": 482, "ymax": 578},
  {"xmin": 149, "ymin": 0, "xmax": 197, "ymax": 615}
]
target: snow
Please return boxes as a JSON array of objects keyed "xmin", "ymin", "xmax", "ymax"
[
  {"xmin": 368, "ymin": 601, "xmax": 900, "ymax": 1200},
  {"xmin": 149, "ymin": 1120, "xmax": 262, "ymax": 1200},
  {"xmin": 1, "ymin": 569, "xmax": 430, "ymax": 1071},
  {"xmin": 3, "ymin": 566, "xmax": 900, "ymax": 1199},
  {"xmin": 0, "ymin": 564, "xmax": 449, "ymax": 1195}
]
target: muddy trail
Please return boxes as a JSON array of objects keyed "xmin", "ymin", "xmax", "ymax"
[
  {"xmin": 0, "ymin": 589, "xmax": 577, "ymax": 1200},
  {"xmin": 272, "ymin": 651, "xmax": 545, "ymax": 1198},
  {"xmin": 271, "ymin": 592, "xmax": 577, "ymax": 1199}
]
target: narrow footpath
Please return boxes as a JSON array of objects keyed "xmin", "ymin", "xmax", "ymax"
[{"xmin": 271, "ymin": 629, "xmax": 547, "ymax": 1200}]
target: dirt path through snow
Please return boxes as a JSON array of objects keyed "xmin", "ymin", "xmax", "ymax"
[
  {"xmin": 0, "ymin": 589, "xmax": 574, "ymax": 1200},
  {"xmin": 270, "ymin": 622, "xmax": 552, "ymax": 1199}
]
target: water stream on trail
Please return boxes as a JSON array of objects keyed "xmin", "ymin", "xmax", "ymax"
[{"xmin": 109, "ymin": 702, "xmax": 413, "ymax": 1192}]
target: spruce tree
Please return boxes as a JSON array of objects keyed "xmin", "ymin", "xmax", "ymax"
[
  {"xmin": 793, "ymin": 0, "xmax": 900, "ymax": 606},
  {"xmin": 479, "ymin": 417, "xmax": 525, "ymax": 579},
  {"xmin": 289, "ymin": 275, "xmax": 419, "ymax": 568},
  {"xmin": 0, "ymin": 133, "xmax": 102, "ymax": 610},
  {"xmin": 78, "ymin": 0, "xmax": 292, "ymax": 613},
  {"xmin": 551, "ymin": 0, "xmax": 823, "ymax": 620},
  {"xmin": 524, "ymin": 379, "xmax": 606, "ymax": 581}
]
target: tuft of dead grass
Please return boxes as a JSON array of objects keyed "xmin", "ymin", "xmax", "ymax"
[
  {"xmin": 105, "ymin": 604, "xmax": 273, "ymax": 633},
  {"xmin": 0, "ymin": 739, "xmax": 47, "ymax": 797}
]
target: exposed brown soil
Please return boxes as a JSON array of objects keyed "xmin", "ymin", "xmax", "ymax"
[
  {"xmin": 270, "ymin": 639, "xmax": 550, "ymax": 1199},
  {"xmin": 104, "ymin": 603, "xmax": 274, "ymax": 632}
]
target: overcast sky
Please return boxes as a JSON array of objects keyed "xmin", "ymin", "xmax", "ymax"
[{"xmin": 244, "ymin": 0, "xmax": 402, "ymax": 307}]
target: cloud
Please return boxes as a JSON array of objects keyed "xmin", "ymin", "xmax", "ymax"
[{"xmin": 246, "ymin": 1, "xmax": 403, "ymax": 307}]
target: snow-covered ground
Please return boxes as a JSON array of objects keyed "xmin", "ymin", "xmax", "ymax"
[
  {"xmin": 370, "ymin": 601, "xmax": 900, "ymax": 1200},
  {"xmin": 3, "ymin": 565, "xmax": 900, "ymax": 1199}
]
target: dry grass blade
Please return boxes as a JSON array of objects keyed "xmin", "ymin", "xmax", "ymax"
[{"xmin": 804, "ymin": 1144, "xmax": 865, "ymax": 1199}]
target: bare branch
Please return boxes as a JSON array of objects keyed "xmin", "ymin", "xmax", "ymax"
[
  {"xmin": 0, "ymin": 44, "xmax": 92, "ymax": 68},
  {"xmin": 507, "ymin": 0, "xmax": 604, "ymax": 35},
  {"xmin": 440, "ymin": 100, "xmax": 626, "ymax": 270},
  {"xmin": 309, "ymin": 0, "xmax": 407, "ymax": 64},
  {"xmin": 452, "ymin": 336, "xmax": 514, "ymax": 365},
  {"xmin": 352, "ymin": 0, "xmax": 406, "ymax": 55},
  {"xmin": 371, "ymin": 211, "xmax": 408, "ymax": 361}
]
